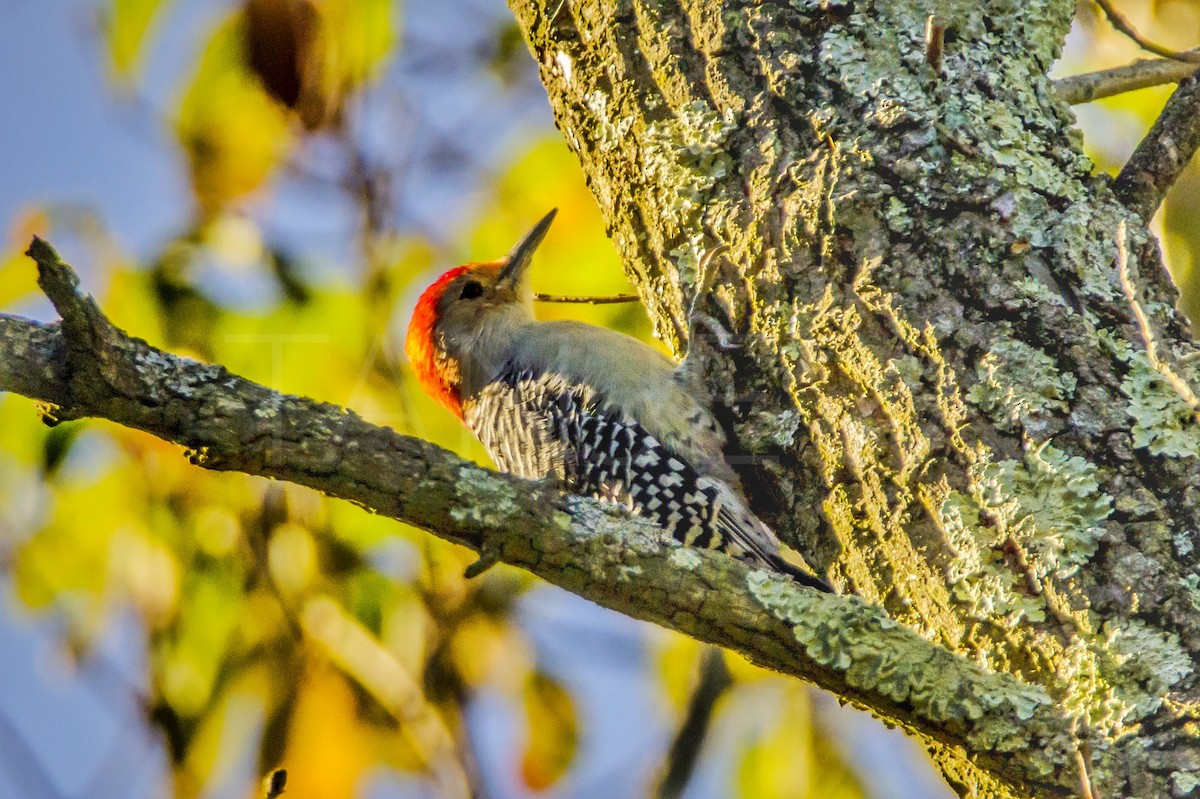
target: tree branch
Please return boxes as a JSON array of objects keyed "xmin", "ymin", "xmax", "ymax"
[
  {"xmin": 1114, "ymin": 71, "xmax": 1200, "ymax": 219},
  {"xmin": 1092, "ymin": 0, "xmax": 1200, "ymax": 63},
  {"xmin": 0, "ymin": 239, "xmax": 1086, "ymax": 797},
  {"xmin": 1054, "ymin": 54, "xmax": 1200, "ymax": 105}
]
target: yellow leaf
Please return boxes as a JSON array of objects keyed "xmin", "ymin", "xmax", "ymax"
[
  {"xmin": 268, "ymin": 521, "xmax": 318, "ymax": 596},
  {"xmin": 103, "ymin": 0, "xmax": 172, "ymax": 80},
  {"xmin": 449, "ymin": 615, "xmax": 531, "ymax": 689},
  {"xmin": 111, "ymin": 523, "xmax": 180, "ymax": 628},
  {"xmin": 100, "ymin": 268, "xmax": 166, "ymax": 346},
  {"xmin": 735, "ymin": 687, "xmax": 866, "ymax": 799},
  {"xmin": 176, "ymin": 14, "xmax": 293, "ymax": 216},
  {"xmin": 277, "ymin": 667, "xmax": 375, "ymax": 799},
  {"xmin": 0, "ymin": 396, "xmax": 49, "ymax": 466},
  {"xmin": 521, "ymin": 671, "xmax": 579, "ymax": 790},
  {"xmin": 724, "ymin": 646, "xmax": 776, "ymax": 683},
  {"xmin": 4, "ymin": 206, "xmax": 52, "ymax": 310},
  {"xmin": 317, "ymin": 0, "xmax": 395, "ymax": 88},
  {"xmin": 13, "ymin": 462, "xmax": 136, "ymax": 608},
  {"xmin": 244, "ymin": 0, "xmax": 395, "ymax": 129},
  {"xmin": 159, "ymin": 568, "xmax": 244, "ymax": 716},
  {"xmin": 656, "ymin": 633, "xmax": 704, "ymax": 711},
  {"xmin": 180, "ymin": 666, "xmax": 274, "ymax": 798}
]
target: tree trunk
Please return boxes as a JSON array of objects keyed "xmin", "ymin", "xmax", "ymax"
[{"xmin": 507, "ymin": 0, "xmax": 1200, "ymax": 796}]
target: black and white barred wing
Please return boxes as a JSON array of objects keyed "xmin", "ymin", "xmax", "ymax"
[{"xmin": 465, "ymin": 367, "xmax": 783, "ymax": 565}]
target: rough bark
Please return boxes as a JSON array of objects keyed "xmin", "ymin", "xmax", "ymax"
[{"xmin": 503, "ymin": 0, "xmax": 1200, "ymax": 797}]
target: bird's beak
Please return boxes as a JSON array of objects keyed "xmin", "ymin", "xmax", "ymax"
[{"xmin": 497, "ymin": 209, "xmax": 556, "ymax": 289}]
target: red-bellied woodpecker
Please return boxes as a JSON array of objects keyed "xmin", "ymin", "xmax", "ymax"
[{"xmin": 405, "ymin": 210, "xmax": 830, "ymax": 591}]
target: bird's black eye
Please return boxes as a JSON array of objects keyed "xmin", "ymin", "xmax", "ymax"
[{"xmin": 459, "ymin": 280, "xmax": 484, "ymax": 300}]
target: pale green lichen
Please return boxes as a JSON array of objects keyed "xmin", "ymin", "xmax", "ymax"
[
  {"xmin": 751, "ymin": 409, "xmax": 804, "ymax": 448},
  {"xmin": 1182, "ymin": 573, "xmax": 1200, "ymax": 611},
  {"xmin": 253, "ymin": 394, "xmax": 283, "ymax": 419},
  {"xmin": 617, "ymin": 564, "xmax": 643, "ymax": 581},
  {"xmin": 747, "ymin": 570, "xmax": 866, "ymax": 671},
  {"xmin": 1122, "ymin": 353, "xmax": 1200, "ymax": 459},
  {"xmin": 967, "ymin": 338, "xmax": 1076, "ymax": 434},
  {"xmin": 563, "ymin": 495, "xmax": 657, "ymax": 547},
  {"xmin": 992, "ymin": 443, "xmax": 1112, "ymax": 579},
  {"xmin": 584, "ymin": 91, "xmax": 634, "ymax": 153},
  {"xmin": 1172, "ymin": 769, "xmax": 1200, "ymax": 796},
  {"xmin": 1052, "ymin": 204, "xmax": 1121, "ymax": 303},
  {"xmin": 450, "ymin": 468, "xmax": 520, "ymax": 526},
  {"xmin": 137, "ymin": 349, "xmax": 224, "ymax": 399},
  {"xmin": 889, "ymin": 354, "xmax": 924, "ymax": 387},
  {"xmin": 1174, "ymin": 530, "xmax": 1195, "ymax": 558},
  {"xmin": 938, "ymin": 443, "xmax": 1111, "ymax": 625},
  {"xmin": 966, "ymin": 680, "xmax": 1057, "ymax": 759},
  {"xmin": 669, "ymin": 547, "xmax": 704, "ymax": 571},
  {"xmin": 1055, "ymin": 637, "xmax": 1134, "ymax": 735},
  {"xmin": 1104, "ymin": 619, "xmax": 1193, "ymax": 719},
  {"xmin": 747, "ymin": 570, "xmax": 1064, "ymax": 774},
  {"xmin": 642, "ymin": 99, "xmax": 737, "ymax": 277},
  {"xmin": 938, "ymin": 485, "xmax": 1047, "ymax": 626},
  {"xmin": 1013, "ymin": 615, "xmax": 1190, "ymax": 739}
]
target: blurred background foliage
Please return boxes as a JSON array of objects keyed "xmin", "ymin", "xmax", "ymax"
[{"xmin": 0, "ymin": 0, "xmax": 1197, "ymax": 797}]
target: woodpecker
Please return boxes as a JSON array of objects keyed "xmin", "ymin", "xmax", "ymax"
[{"xmin": 405, "ymin": 210, "xmax": 829, "ymax": 592}]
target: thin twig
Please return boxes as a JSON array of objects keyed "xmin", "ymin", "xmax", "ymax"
[
  {"xmin": 1113, "ymin": 72, "xmax": 1200, "ymax": 219},
  {"xmin": 1066, "ymin": 714, "xmax": 1098, "ymax": 799},
  {"xmin": 1093, "ymin": 0, "xmax": 1200, "ymax": 63},
  {"xmin": 925, "ymin": 15, "xmax": 947, "ymax": 75},
  {"xmin": 1054, "ymin": 54, "xmax": 1200, "ymax": 105},
  {"xmin": 1115, "ymin": 219, "xmax": 1200, "ymax": 418},
  {"xmin": 532, "ymin": 292, "xmax": 640, "ymax": 304}
]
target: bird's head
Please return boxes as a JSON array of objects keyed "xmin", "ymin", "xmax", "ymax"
[{"xmin": 405, "ymin": 209, "xmax": 556, "ymax": 417}]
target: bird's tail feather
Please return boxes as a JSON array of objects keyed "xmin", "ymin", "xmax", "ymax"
[{"xmin": 763, "ymin": 552, "xmax": 834, "ymax": 593}]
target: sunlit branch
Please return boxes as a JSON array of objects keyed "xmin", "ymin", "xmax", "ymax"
[{"xmin": 1054, "ymin": 54, "xmax": 1199, "ymax": 105}]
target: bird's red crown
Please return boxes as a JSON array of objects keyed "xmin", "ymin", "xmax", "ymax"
[{"xmin": 406, "ymin": 265, "xmax": 472, "ymax": 418}]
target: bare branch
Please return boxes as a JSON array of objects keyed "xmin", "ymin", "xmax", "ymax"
[
  {"xmin": 1113, "ymin": 72, "xmax": 1200, "ymax": 219},
  {"xmin": 0, "ymin": 239, "xmax": 1084, "ymax": 797},
  {"xmin": 1092, "ymin": 0, "xmax": 1200, "ymax": 63},
  {"xmin": 1115, "ymin": 219, "xmax": 1200, "ymax": 413},
  {"xmin": 1054, "ymin": 54, "xmax": 1200, "ymax": 105},
  {"xmin": 532, "ymin": 292, "xmax": 640, "ymax": 304}
]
